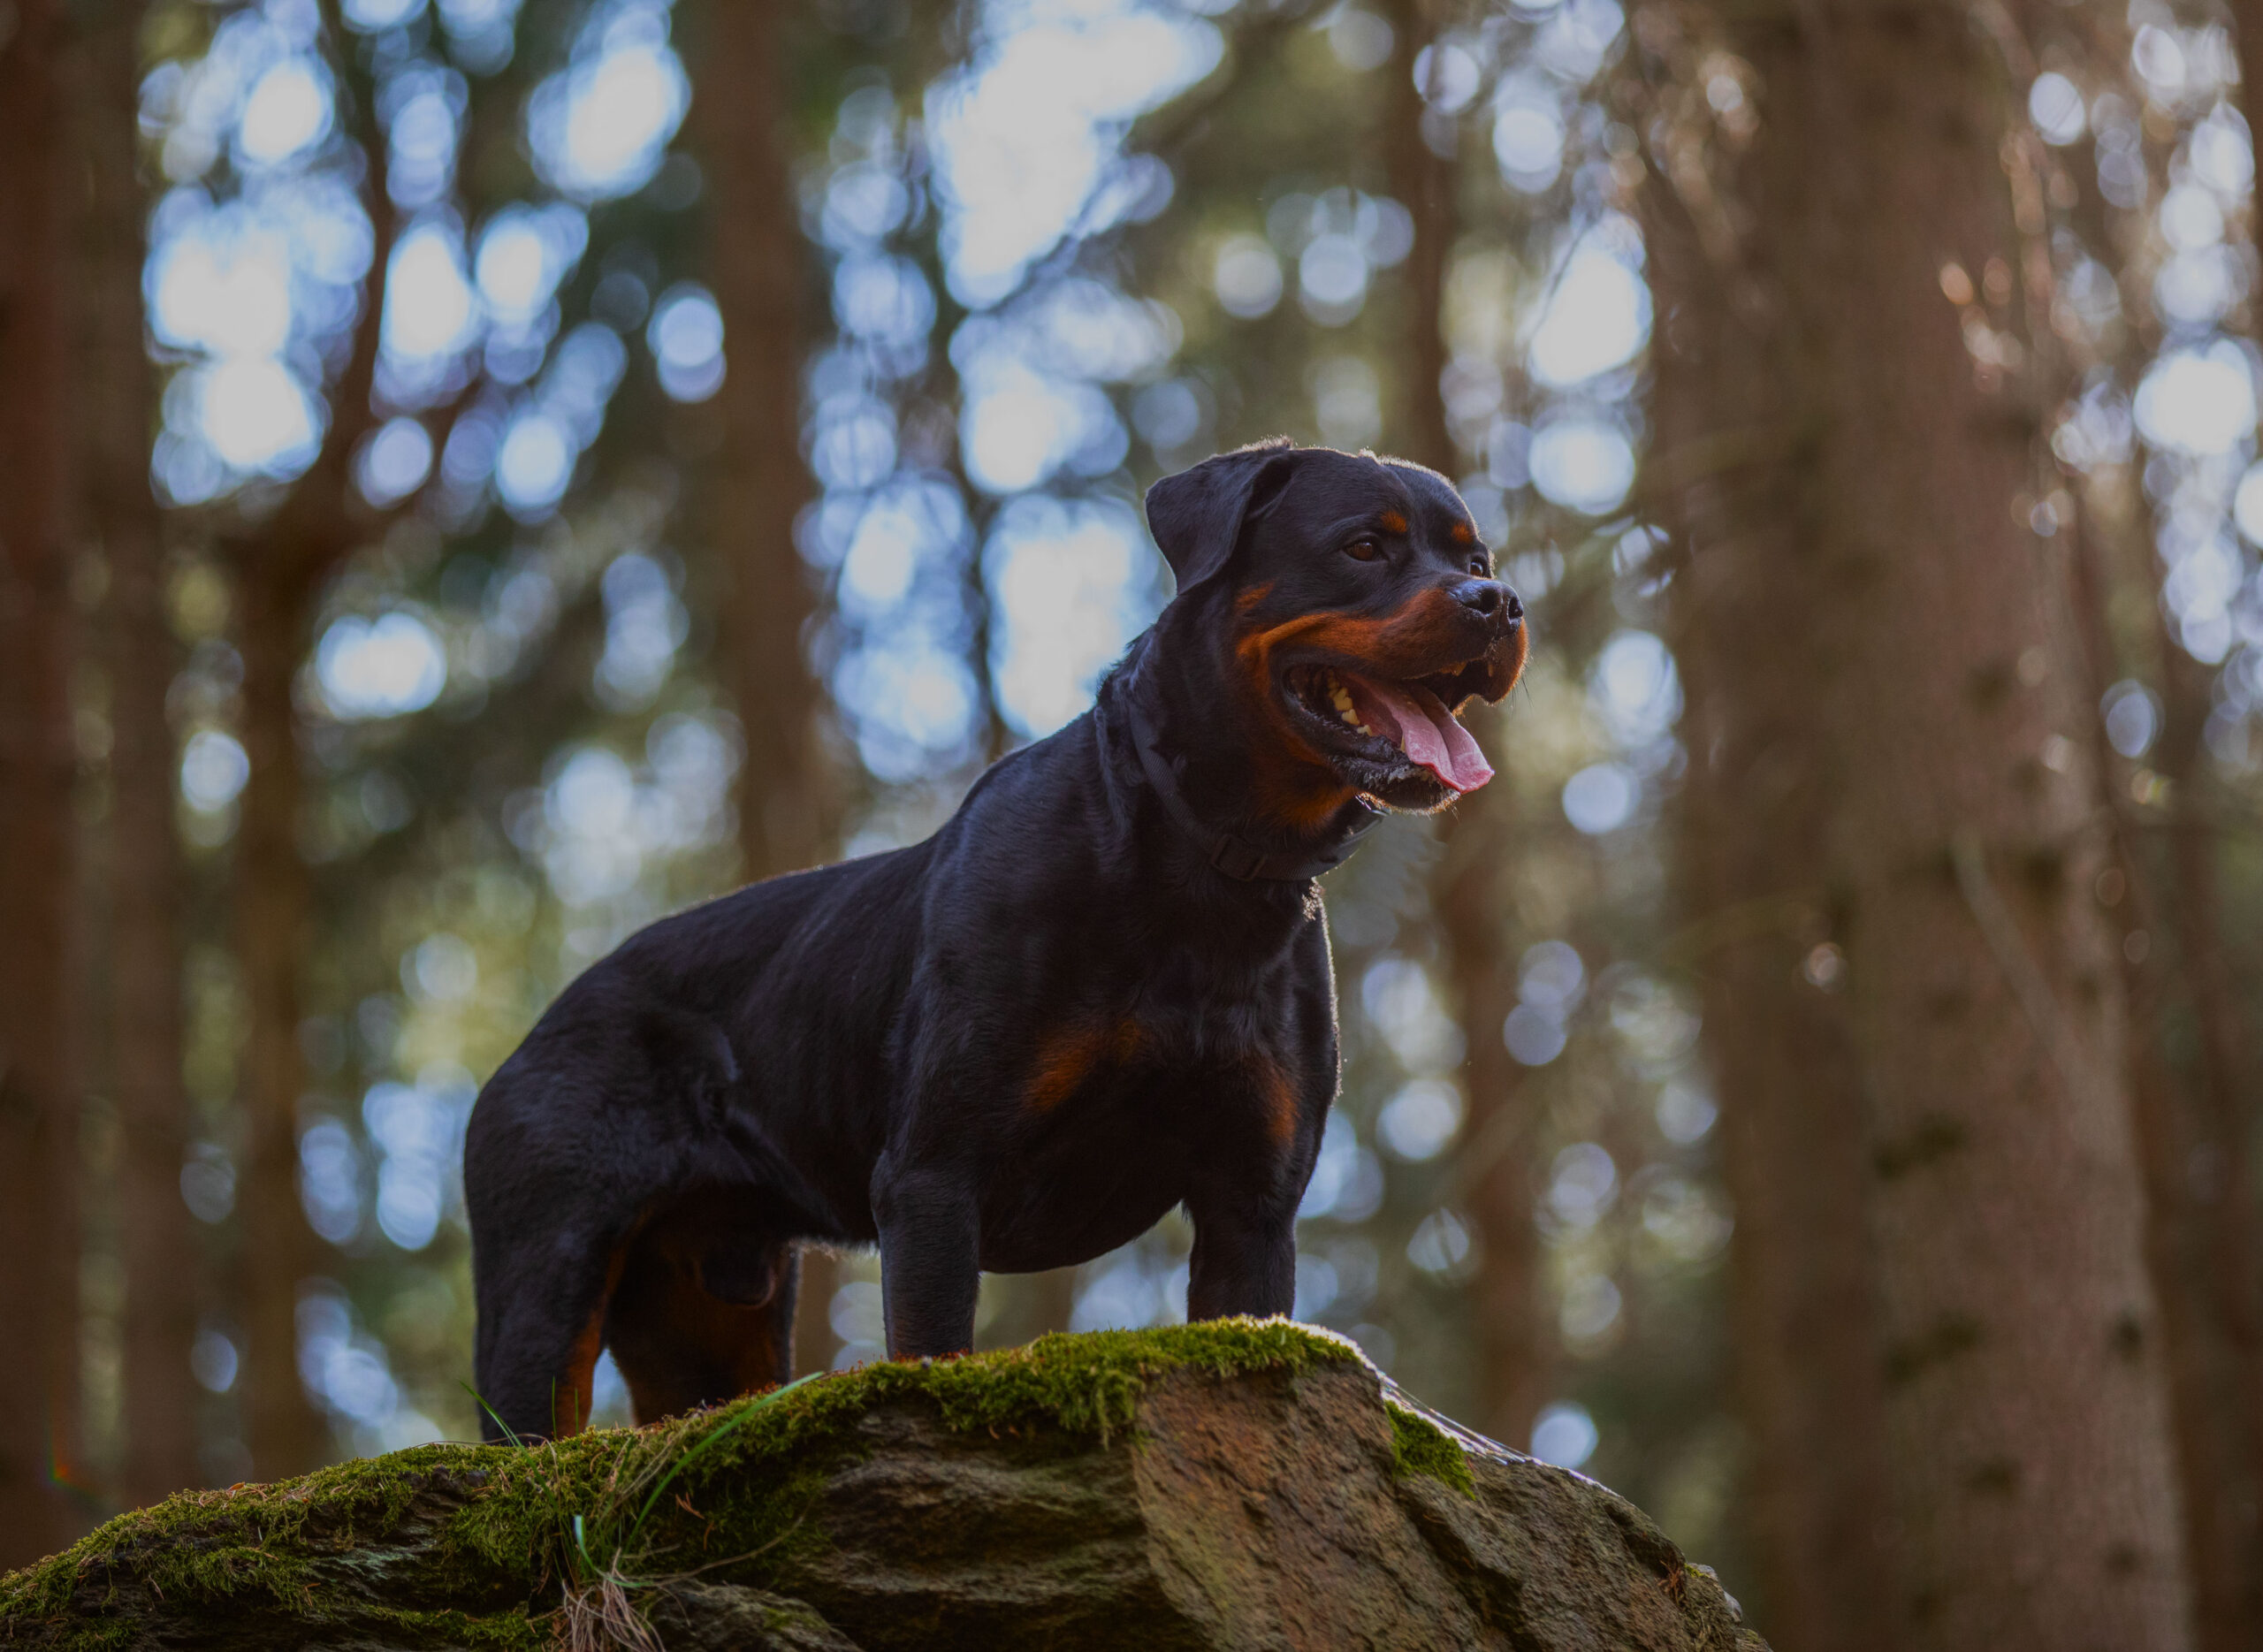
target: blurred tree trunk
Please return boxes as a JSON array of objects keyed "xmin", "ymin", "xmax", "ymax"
[
  {"xmin": 2182, "ymin": 6, "xmax": 2263, "ymax": 1631},
  {"xmin": 2068, "ymin": 490, "xmax": 2263, "ymax": 1652},
  {"xmin": 685, "ymin": 0, "xmax": 839, "ymax": 1374},
  {"xmin": 71, "ymin": 0, "xmax": 202, "ymax": 1509},
  {"xmin": 0, "ymin": 0, "xmax": 84, "ymax": 1569},
  {"xmin": 1383, "ymin": 0, "xmax": 1549, "ymax": 1450},
  {"xmin": 231, "ymin": 557, "xmax": 327, "ymax": 1483},
  {"xmin": 1383, "ymin": 0, "xmax": 1453, "ymax": 477},
  {"xmin": 229, "ymin": 34, "xmax": 395, "ymax": 1479},
  {"xmin": 791, "ymin": 1252, "xmax": 840, "ymax": 1381},
  {"xmin": 1650, "ymin": 105, "xmax": 1896, "ymax": 1642},
  {"xmin": 2049, "ymin": 49, "xmax": 2263, "ymax": 1640},
  {"xmin": 2149, "ymin": 635, "xmax": 2263, "ymax": 1641},
  {"xmin": 690, "ymin": 0, "xmax": 831, "ymax": 887},
  {"xmin": 1694, "ymin": 873, "xmax": 1893, "ymax": 1652},
  {"xmin": 1026, "ymin": 1270, "xmax": 1078, "ymax": 1343},
  {"xmin": 1640, "ymin": 4, "xmax": 2189, "ymax": 1648},
  {"xmin": 232, "ymin": 469, "xmax": 382, "ymax": 1488},
  {"xmin": 979, "ymin": 1269, "xmax": 1080, "ymax": 1354},
  {"xmin": 1436, "ymin": 788, "xmax": 1546, "ymax": 1449}
]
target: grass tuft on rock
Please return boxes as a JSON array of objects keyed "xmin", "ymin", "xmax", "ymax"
[{"xmin": 1, "ymin": 1318, "xmax": 1383, "ymax": 1643}]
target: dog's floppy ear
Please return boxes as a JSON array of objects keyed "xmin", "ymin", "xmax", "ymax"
[{"xmin": 1145, "ymin": 438, "xmax": 1299, "ymax": 598}]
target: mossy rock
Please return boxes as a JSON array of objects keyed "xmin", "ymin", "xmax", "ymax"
[{"xmin": 0, "ymin": 1320, "xmax": 1766, "ymax": 1650}]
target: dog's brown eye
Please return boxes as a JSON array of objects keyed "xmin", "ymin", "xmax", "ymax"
[
  {"xmin": 1345, "ymin": 537, "xmax": 1381, "ymax": 561},
  {"xmin": 1469, "ymin": 555, "xmax": 1490, "ymax": 576}
]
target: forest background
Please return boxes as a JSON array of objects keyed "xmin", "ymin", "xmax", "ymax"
[{"xmin": 4, "ymin": 0, "xmax": 2263, "ymax": 1647}]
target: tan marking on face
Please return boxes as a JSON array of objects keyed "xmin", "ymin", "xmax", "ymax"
[
  {"xmin": 1233, "ymin": 586, "xmax": 1478, "ymax": 692},
  {"xmin": 1450, "ymin": 521, "xmax": 1476, "ymax": 544},
  {"xmin": 1497, "ymin": 622, "xmax": 1528, "ymax": 704},
  {"xmin": 1379, "ymin": 509, "xmax": 1409, "ymax": 535}
]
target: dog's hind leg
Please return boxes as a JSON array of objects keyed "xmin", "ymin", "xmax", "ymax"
[
  {"xmin": 470, "ymin": 1222, "xmax": 630, "ymax": 1443},
  {"xmin": 604, "ymin": 1229, "xmax": 798, "ymax": 1423}
]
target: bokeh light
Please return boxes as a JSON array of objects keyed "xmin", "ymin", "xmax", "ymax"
[
  {"xmin": 1532, "ymin": 1402, "xmax": 1599, "ymax": 1468},
  {"xmin": 528, "ymin": 2, "xmax": 690, "ymax": 202},
  {"xmin": 316, "ymin": 613, "xmax": 449, "ymax": 720}
]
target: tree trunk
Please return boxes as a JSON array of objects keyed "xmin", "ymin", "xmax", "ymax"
[
  {"xmin": 231, "ymin": 560, "xmax": 329, "ymax": 1482},
  {"xmin": 687, "ymin": 0, "xmax": 840, "ymax": 1376},
  {"xmin": 2183, "ymin": 9, "xmax": 2263, "ymax": 1632},
  {"xmin": 2117, "ymin": 583, "xmax": 2263, "ymax": 1651},
  {"xmin": 2075, "ymin": 496, "xmax": 2258, "ymax": 1652},
  {"xmin": 792, "ymin": 1249, "xmax": 840, "ymax": 1380},
  {"xmin": 69, "ymin": 0, "xmax": 202, "ymax": 1509},
  {"xmin": 1640, "ymin": 5, "xmax": 2189, "ymax": 1648},
  {"xmin": 1652, "ymin": 164, "xmax": 1898, "ymax": 1645},
  {"xmin": 689, "ymin": 0, "xmax": 830, "ymax": 887},
  {"xmin": 1696, "ymin": 874, "xmax": 1894, "ymax": 1652},
  {"xmin": 1380, "ymin": 0, "xmax": 1549, "ymax": 1450},
  {"xmin": 979, "ymin": 1268, "xmax": 1080, "ymax": 1355},
  {"xmin": 0, "ymin": 0, "xmax": 86, "ymax": 1570},
  {"xmin": 227, "ymin": 26, "xmax": 395, "ymax": 1479},
  {"xmin": 1436, "ymin": 797, "xmax": 1548, "ymax": 1450},
  {"xmin": 231, "ymin": 448, "xmax": 385, "ymax": 1486},
  {"xmin": 1383, "ymin": 0, "xmax": 1454, "ymax": 477},
  {"xmin": 2050, "ymin": 26, "xmax": 2263, "ymax": 1634}
]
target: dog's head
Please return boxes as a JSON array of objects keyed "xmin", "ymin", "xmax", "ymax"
[{"xmin": 1146, "ymin": 440, "xmax": 1527, "ymax": 822}]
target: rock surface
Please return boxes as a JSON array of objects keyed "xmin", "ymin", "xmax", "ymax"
[{"xmin": 1, "ymin": 1322, "xmax": 1765, "ymax": 1650}]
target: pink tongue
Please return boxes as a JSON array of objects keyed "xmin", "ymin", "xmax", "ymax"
[{"xmin": 1343, "ymin": 675, "xmax": 1494, "ymax": 793}]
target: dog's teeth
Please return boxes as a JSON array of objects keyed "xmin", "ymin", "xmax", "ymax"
[{"xmin": 1319, "ymin": 672, "xmax": 1371, "ymax": 736}]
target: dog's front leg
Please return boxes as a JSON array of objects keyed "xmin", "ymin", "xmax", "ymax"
[
  {"xmin": 1185, "ymin": 1186, "xmax": 1298, "ymax": 1321},
  {"xmin": 872, "ymin": 1157, "xmax": 981, "ymax": 1358}
]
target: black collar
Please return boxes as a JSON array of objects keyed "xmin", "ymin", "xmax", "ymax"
[{"xmin": 1123, "ymin": 694, "xmax": 1381, "ymax": 883}]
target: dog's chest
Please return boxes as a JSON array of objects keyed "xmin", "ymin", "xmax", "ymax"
[
  {"xmin": 1016, "ymin": 988, "xmax": 1285, "ymax": 1100},
  {"xmin": 976, "ymin": 1015, "xmax": 1292, "ymax": 1269}
]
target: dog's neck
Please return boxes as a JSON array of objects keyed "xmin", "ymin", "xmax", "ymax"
[{"xmin": 1097, "ymin": 628, "xmax": 1379, "ymax": 890}]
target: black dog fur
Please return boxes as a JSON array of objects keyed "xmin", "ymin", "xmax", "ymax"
[{"xmin": 464, "ymin": 442, "xmax": 1525, "ymax": 1440}]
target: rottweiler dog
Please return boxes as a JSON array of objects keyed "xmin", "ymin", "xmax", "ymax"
[{"xmin": 465, "ymin": 440, "xmax": 1525, "ymax": 1440}]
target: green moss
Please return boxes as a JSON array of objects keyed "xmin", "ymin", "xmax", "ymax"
[
  {"xmin": 664, "ymin": 1317, "xmax": 1359, "ymax": 1464},
  {"xmin": 357, "ymin": 1604, "xmax": 547, "ymax": 1651},
  {"xmin": 0, "ymin": 1442, "xmax": 518, "ymax": 1622},
  {"xmin": 1386, "ymin": 1403, "xmax": 1475, "ymax": 1497},
  {"xmin": 19, "ymin": 1623, "xmax": 131, "ymax": 1652},
  {"xmin": 3, "ymin": 1320, "xmax": 1363, "ymax": 1641}
]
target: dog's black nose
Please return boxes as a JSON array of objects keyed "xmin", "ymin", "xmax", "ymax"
[{"xmin": 1452, "ymin": 579, "xmax": 1522, "ymax": 628}]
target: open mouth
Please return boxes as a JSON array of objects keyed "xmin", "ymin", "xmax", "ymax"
[{"xmin": 1284, "ymin": 663, "xmax": 1495, "ymax": 795}]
